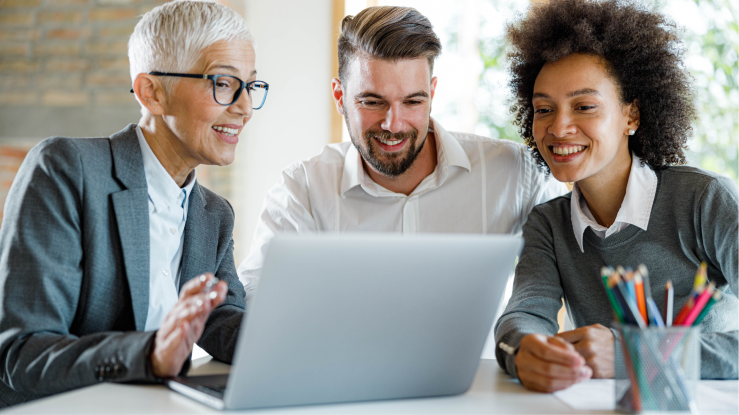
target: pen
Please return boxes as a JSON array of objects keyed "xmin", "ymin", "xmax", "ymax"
[
  {"xmin": 665, "ymin": 280, "xmax": 674, "ymax": 327},
  {"xmin": 498, "ymin": 342, "xmax": 516, "ymax": 355}
]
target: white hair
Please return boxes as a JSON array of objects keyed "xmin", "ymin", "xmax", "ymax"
[{"xmin": 128, "ymin": 0, "xmax": 254, "ymax": 111}]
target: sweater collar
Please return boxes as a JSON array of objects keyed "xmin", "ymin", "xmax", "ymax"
[{"xmin": 571, "ymin": 153, "xmax": 658, "ymax": 252}]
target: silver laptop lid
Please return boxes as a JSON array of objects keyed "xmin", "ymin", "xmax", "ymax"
[{"xmin": 225, "ymin": 233, "xmax": 522, "ymax": 409}]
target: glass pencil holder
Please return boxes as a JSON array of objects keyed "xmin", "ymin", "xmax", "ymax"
[{"xmin": 614, "ymin": 324, "xmax": 700, "ymax": 414}]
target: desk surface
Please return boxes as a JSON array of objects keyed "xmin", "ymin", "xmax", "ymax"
[{"xmin": 4, "ymin": 358, "xmax": 737, "ymax": 414}]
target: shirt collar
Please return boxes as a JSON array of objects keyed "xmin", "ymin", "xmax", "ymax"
[
  {"xmin": 135, "ymin": 125, "xmax": 197, "ymax": 213},
  {"xmin": 570, "ymin": 153, "xmax": 658, "ymax": 252},
  {"xmin": 339, "ymin": 117, "xmax": 471, "ymax": 198}
]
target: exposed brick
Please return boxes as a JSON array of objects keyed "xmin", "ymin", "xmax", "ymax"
[
  {"xmin": 87, "ymin": 72, "xmax": 129, "ymax": 86},
  {"xmin": 0, "ymin": 59, "xmax": 39, "ymax": 73},
  {"xmin": 42, "ymin": 90, "xmax": 90, "ymax": 106},
  {"xmin": 44, "ymin": 57, "xmax": 90, "ymax": 71},
  {"xmin": 0, "ymin": 147, "xmax": 29, "ymax": 159},
  {"xmin": 0, "ymin": 12, "xmax": 33, "ymax": 25},
  {"xmin": 0, "ymin": 28, "xmax": 40, "ymax": 41},
  {"xmin": 97, "ymin": 57, "xmax": 129, "ymax": 71},
  {"xmin": 95, "ymin": 90, "xmax": 134, "ymax": 105},
  {"xmin": 0, "ymin": 0, "xmax": 41, "ymax": 7},
  {"xmin": 85, "ymin": 40, "xmax": 127, "ymax": 55},
  {"xmin": 46, "ymin": 28, "xmax": 92, "ymax": 40},
  {"xmin": 34, "ymin": 42, "xmax": 81, "ymax": 56},
  {"xmin": 0, "ymin": 91, "xmax": 38, "ymax": 106},
  {"xmin": 89, "ymin": 7, "xmax": 136, "ymax": 21},
  {"xmin": 0, "ymin": 43, "xmax": 28, "ymax": 56},
  {"xmin": 38, "ymin": 73, "xmax": 83, "ymax": 88},
  {"xmin": 0, "ymin": 74, "xmax": 31, "ymax": 88},
  {"xmin": 97, "ymin": 24, "xmax": 135, "ymax": 38},
  {"xmin": 38, "ymin": 11, "xmax": 84, "ymax": 24},
  {"xmin": 44, "ymin": 0, "xmax": 90, "ymax": 5},
  {"xmin": 0, "ymin": 164, "xmax": 20, "ymax": 173}
]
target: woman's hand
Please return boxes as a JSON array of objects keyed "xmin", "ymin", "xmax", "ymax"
[
  {"xmin": 515, "ymin": 333, "xmax": 592, "ymax": 392},
  {"xmin": 150, "ymin": 273, "xmax": 228, "ymax": 378},
  {"xmin": 556, "ymin": 324, "xmax": 614, "ymax": 378}
]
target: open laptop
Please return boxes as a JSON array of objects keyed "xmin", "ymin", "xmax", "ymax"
[{"xmin": 168, "ymin": 233, "xmax": 522, "ymax": 410}]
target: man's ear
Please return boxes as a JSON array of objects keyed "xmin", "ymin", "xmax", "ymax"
[
  {"xmin": 331, "ymin": 77, "xmax": 344, "ymax": 115},
  {"xmin": 133, "ymin": 73, "xmax": 168, "ymax": 115},
  {"xmin": 429, "ymin": 76, "xmax": 438, "ymax": 113}
]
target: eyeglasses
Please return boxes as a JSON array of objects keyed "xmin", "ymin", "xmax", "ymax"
[{"xmin": 130, "ymin": 72, "xmax": 269, "ymax": 109}]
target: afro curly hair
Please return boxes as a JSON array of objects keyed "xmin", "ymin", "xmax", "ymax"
[{"xmin": 506, "ymin": 0, "xmax": 697, "ymax": 173}]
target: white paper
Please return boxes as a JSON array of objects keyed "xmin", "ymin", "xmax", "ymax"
[
  {"xmin": 553, "ymin": 379, "xmax": 738, "ymax": 414},
  {"xmin": 553, "ymin": 379, "xmax": 615, "ymax": 411}
]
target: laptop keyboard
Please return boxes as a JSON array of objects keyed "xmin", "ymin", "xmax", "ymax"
[{"xmin": 198, "ymin": 384, "xmax": 226, "ymax": 396}]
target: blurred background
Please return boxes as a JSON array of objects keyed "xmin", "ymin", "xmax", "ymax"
[{"xmin": 0, "ymin": 0, "xmax": 736, "ymax": 267}]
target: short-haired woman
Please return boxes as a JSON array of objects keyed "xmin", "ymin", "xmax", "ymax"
[
  {"xmin": 0, "ymin": 1, "xmax": 268, "ymax": 406},
  {"xmin": 494, "ymin": 0, "xmax": 738, "ymax": 392}
]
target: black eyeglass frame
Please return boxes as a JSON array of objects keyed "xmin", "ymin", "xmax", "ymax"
[{"xmin": 129, "ymin": 72, "xmax": 269, "ymax": 109}]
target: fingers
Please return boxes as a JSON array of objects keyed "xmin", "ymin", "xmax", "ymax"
[
  {"xmin": 180, "ymin": 273, "xmax": 215, "ymax": 300},
  {"xmin": 516, "ymin": 333, "xmax": 592, "ymax": 393},
  {"xmin": 518, "ymin": 368, "xmax": 590, "ymax": 393},
  {"xmin": 555, "ymin": 327, "xmax": 585, "ymax": 343},
  {"xmin": 524, "ymin": 334, "xmax": 584, "ymax": 367}
]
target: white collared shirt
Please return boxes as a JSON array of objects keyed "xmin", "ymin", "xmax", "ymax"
[
  {"xmin": 570, "ymin": 153, "xmax": 658, "ymax": 252},
  {"xmin": 135, "ymin": 126, "xmax": 197, "ymax": 331},
  {"xmin": 238, "ymin": 118, "xmax": 567, "ymax": 293}
]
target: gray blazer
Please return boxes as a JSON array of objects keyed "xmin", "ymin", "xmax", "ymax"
[{"xmin": 0, "ymin": 124, "xmax": 247, "ymax": 407}]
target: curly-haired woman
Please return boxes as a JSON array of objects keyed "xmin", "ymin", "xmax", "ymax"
[{"xmin": 494, "ymin": 0, "xmax": 738, "ymax": 392}]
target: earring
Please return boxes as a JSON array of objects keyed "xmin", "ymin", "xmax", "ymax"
[
  {"xmin": 154, "ymin": 109, "xmax": 157, "ymax": 112},
  {"xmin": 628, "ymin": 129, "xmax": 635, "ymax": 135}
]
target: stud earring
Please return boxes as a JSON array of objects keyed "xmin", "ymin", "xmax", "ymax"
[{"xmin": 628, "ymin": 129, "xmax": 635, "ymax": 135}]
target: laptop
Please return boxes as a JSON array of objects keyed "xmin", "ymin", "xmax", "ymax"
[{"xmin": 168, "ymin": 233, "xmax": 523, "ymax": 410}]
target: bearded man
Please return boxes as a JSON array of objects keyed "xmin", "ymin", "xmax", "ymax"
[{"xmin": 238, "ymin": 6, "xmax": 566, "ymax": 291}]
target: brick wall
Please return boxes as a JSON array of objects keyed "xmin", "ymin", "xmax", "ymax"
[
  {"xmin": 0, "ymin": 0, "xmax": 172, "ymax": 109},
  {"xmin": 0, "ymin": 0, "xmax": 246, "ymax": 243}
]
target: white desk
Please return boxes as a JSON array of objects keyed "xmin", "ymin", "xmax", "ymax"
[{"xmin": 4, "ymin": 358, "xmax": 737, "ymax": 414}]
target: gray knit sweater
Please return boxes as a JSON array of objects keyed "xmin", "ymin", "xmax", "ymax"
[{"xmin": 495, "ymin": 166, "xmax": 738, "ymax": 380}]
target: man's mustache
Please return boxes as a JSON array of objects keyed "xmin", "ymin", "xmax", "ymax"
[{"xmin": 364, "ymin": 129, "xmax": 418, "ymax": 142}]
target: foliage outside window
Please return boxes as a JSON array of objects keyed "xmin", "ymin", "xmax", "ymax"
[{"xmin": 477, "ymin": 0, "xmax": 738, "ymax": 182}]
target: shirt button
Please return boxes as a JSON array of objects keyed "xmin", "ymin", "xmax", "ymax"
[
  {"xmin": 162, "ymin": 270, "xmax": 170, "ymax": 276},
  {"xmin": 169, "ymin": 227, "xmax": 176, "ymax": 234}
]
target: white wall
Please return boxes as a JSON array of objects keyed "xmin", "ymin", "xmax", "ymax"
[{"xmin": 232, "ymin": 0, "xmax": 334, "ymax": 265}]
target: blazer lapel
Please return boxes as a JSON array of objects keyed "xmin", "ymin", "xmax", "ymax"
[
  {"xmin": 110, "ymin": 124, "xmax": 150, "ymax": 331},
  {"xmin": 179, "ymin": 183, "xmax": 219, "ymax": 290}
]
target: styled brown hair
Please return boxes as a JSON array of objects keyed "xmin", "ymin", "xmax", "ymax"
[
  {"xmin": 506, "ymin": 0, "xmax": 696, "ymax": 172},
  {"xmin": 337, "ymin": 6, "xmax": 442, "ymax": 82}
]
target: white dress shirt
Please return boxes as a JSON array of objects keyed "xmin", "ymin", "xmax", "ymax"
[
  {"xmin": 570, "ymin": 153, "xmax": 658, "ymax": 252},
  {"xmin": 135, "ymin": 126, "xmax": 197, "ymax": 331},
  {"xmin": 238, "ymin": 118, "xmax": 567, "ymax": 294}
]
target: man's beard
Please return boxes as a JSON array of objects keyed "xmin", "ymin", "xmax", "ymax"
[{"xmin": 346, "ymin": 116, "xmax": 427, "ymax": 178}]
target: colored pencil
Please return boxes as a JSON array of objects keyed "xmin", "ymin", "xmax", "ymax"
[
  {"xmin": 609, "ymin": 274, "xmax": 631, "ymax": 324},
  {"xmin": 682, "ymin": 282, "xmax": 716, "ymax": 326},
  {"xmin": 634, "ymin": 272, "xmax": 648, "ymax": 323},
  {"xmin": 665, "ymin": 280, "xmax": 674, "ymax": 327},
  {"xmin": 693, "ymin": 262, "xmax": 707, "ymax": 291},
  {"xmin": 602, "ymin": 267, "xmax": 623, "ymax": 323},
  {"xmin": 614, "ymin": 278, "xmax": 647, "ymax": 328},
  {"xmin": 692, "ymin": 290, "xmax": 722, "ymax": 326},
  {"xmin": 674, "ymin": 285, "xmax": 705, "ymax": 326},
  {"xmin": 646, "ymin": 298, "xmax": 665, "ymax": 327},
  {"xmin": 638, "ymin": 264, "xmax": 655, "ymax": 327}
]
